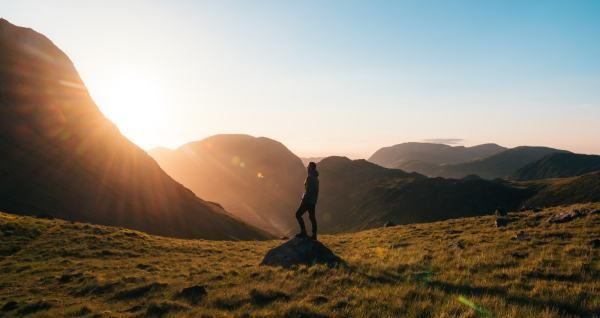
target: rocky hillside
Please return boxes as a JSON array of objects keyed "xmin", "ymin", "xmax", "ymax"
[
  {"xmin": 149, "ymin": 134, "xmax": 306, "ymax": 235},
  {"xmin": 1, "ymin": 204, "xmax": 597, "ymax": 317},
  {"xmin": 0, "ymin": 19, "xmax": 268, "ymax": 240}
]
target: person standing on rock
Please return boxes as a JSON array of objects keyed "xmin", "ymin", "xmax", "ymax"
[{"xmin": 295, "ymin": 162, "xmax": 319, "ymax": 240}]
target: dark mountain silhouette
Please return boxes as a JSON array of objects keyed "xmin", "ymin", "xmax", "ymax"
[
  {"xmin": 522, "ymin": 172, "xmax": 600, "ymax": 206},
  {"xmin": 433, "ymin": 146, "xmax": 569, "ymax": 179},
  {"xmin": 0, "ymin": 19, "xmax": 269, "ymax": 240},
  {"xmin": 513, "ymin": 153, "xmax": 600, "ymax": 180},
  {"xmin": 149, "ymin": 134, "xmax": 306, "ymax": 235},
  {"xmin": 316, "ymin": 157, "xmax": 533, "ymax": 232},
  {"xmin": 300, "ymin": 157, "xmax": 325, "ymax": 166},
  {"xmin": 369, "ymin": 142, "xmax": 506, "ymax": 171}
]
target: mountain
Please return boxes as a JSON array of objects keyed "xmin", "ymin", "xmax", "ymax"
[
  {"xmin": 521, "ymin": 171, "xmax": 600, "ymax": 207},
  {"xmin": 434, "ymin": 146, "xmax": 569, "ymax": 179},
  {"xmin": 316, "ymin": 157, "xmax": 533, "ymax": 232},
  {"xmin": 513, "ymin": 153, "xmax": 600, "ymax": 180},
  {"xmin": 300, "ymin": 157, "xmax": 325, "ymax": 166},
  {"xmin": 0, "ymin": 19, "xmax": 268, "ymax": 240},
  {"xmin": 368, "ymin": 142, "xmax": 506, "ymax": 171},
  {"xmin": 3, "ymin": 203, "xmax": 597, "ymax": 317},
  {"xmin": 149, "ymin": 134, "xmax": 306, "ymax": 235}
]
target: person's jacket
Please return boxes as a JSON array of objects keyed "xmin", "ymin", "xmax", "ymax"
[{"xmin": 301, "ymin": 169, "xmax": 319, "ymax": 204}]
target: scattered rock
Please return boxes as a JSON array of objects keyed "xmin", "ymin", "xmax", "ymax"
[
  {"xmin": 310, "ymin": 295, "xmax": 329, "ymax": 305},
  {"xmin": 511, "ymin": 251, "xmax": 528, "ymax": 259},
  {"xmin": 261, "ymin": 237, "xmax": 343, "ymax": 268},
  {"xmin": 512, "ymin": 231, "xmax": 528, "ymax": 241},
  {"xmin": 383, "ymin": 221, "xmax": 395, "ymax": 227},
  {"xmin": 250, "ymin": 288, "xmax": 290, "ymax": 305},
  {"xmin": 591, "ymin": 239, "xmax": 600, "ymax": 249},
  {"xmin": 450, "ymin": 241, "xmax": 465, "ymax": 249},
  {"xmin": 1, "ymin": 301, "xmax": 17, "ymax": 311},
  {"xmin": 495, "ymin": 217, "xmax": 511, "ymax": 227},
  {"xmin": 176, "ymin": 285, "xmax": 207, "ymax": 304},
  {"xmin": 533, "ymin": 207, "xmax": 543, "ymax": 213},
  {"xmin": 548, "ymin": 209, "xmax": 587, "ymax": 223},
  {"xmin": 495, "ymin": 208, "xmax": 507, "ymax": 216}
]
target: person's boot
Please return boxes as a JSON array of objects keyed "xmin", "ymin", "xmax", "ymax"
[{"xmin": 310, "ymin": 233, "xmax": 317, "ymax": 241}]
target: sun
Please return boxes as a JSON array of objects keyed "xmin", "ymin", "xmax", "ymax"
[{"xmin": 88, "ymin": 72, "xmax": 168, "ymax": 148}]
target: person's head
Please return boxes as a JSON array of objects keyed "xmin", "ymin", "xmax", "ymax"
[{"xmin": 307, "ymin": 162, "xmax": 317, "ymax": 173}]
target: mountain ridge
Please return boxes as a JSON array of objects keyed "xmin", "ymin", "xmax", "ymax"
[{"xmin": 0, "ymin": 19, "xmax": 269, "ymax": 240}]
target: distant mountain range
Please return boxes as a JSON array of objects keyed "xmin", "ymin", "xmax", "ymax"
[
  {"xmin": 369, "ymin": 143, "xmax": 569, "ymax": 179},
  {"xmin": 316, "ymin": 157, "xmax": 533, "ymax": 232},
  {"xmin": 150, "ymin": 136, "xmax": 600, "ymax": 234},
  {"xmin": 150, "ymin": 135, "xmax": 306, "ymax": 235},
  {"xmin": 513, "ymin": 153, "xmax": 600, "ymax": 180},
  {"xmin": 0, "ymin": 19, "xmax": 268, "ymax": 240},
  {"xmin": 369, "ymin": 142, "xmax": 507, "ymax": 169}
]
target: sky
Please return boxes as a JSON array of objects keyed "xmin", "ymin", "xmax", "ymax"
[{"xmin": 2, "ymin": 0, "xmax": 600, "ymax": 158}]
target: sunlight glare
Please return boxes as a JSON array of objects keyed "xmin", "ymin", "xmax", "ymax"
[{"xmin": 89, "ymin": 72, "xmax": 168, "ymax": 148}]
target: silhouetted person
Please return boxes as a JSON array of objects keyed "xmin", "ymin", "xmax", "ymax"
[{"xmin": 295, "ymin": 162, "xmax": 319, "ymax": 240}]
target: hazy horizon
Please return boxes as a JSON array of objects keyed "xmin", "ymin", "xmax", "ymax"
[{"xmin": 2, "ymin": 0, "xmax": 599, "ymax": 158}]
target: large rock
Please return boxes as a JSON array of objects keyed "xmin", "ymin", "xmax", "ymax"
[
  {"xmin": 548, "ymin": 208, "xmax": 590, "ymax": 224},
  {"xmin": 261, "ymin": 237, "xmax": 343, "ymax": 268}
]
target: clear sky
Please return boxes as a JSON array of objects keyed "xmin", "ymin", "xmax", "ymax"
[{"xmin": 2, "ymin": 0, "xmax": 600, "ymax": 158}]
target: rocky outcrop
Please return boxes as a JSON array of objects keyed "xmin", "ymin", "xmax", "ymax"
[{"xmin": 261, "ymin": 237, "xmax": 343, "ymax": 268}]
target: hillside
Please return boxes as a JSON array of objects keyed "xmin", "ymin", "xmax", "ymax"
[
  {"xmin": 1, "ymin": 204, "xmax": 598, "ymax": 317},
  {"xmin": 513, "ymin": 153, "xmax": 600, "ymax": 180},
  {"xmin": 149, "ymin": 135, "xmax": 306, "ymax": 235},
  {"xmin": 316, "ymin": 157, "xmax": 533, "ymax": 233},
  {"xmin": 434, "ymin": 146, "xmax": 568, "ymax": 179},
  {"xmin": 522, "ymin": 171, "xmax": 600, "ymax": 207},
  {"xmin": 0, "ymin": 19, "xmax": 268, "ymax": 240},
  {"xmin": 368, "ymin": 142, "xmax": 506, "ymax": 170}
]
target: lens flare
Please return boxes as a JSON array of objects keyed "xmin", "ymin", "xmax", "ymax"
[{"xmin": 457, "ymin": 296, "xmax": 494, "ymax": 317}]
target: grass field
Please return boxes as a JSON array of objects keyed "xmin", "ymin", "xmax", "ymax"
[{"xmin": 1, "ymin": 204, "xmax": 599, "ymax": 318}]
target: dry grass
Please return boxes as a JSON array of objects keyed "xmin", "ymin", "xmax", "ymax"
[{"xmin": 0, "ymin": 204, "xmax": 598, "ymax": 317}]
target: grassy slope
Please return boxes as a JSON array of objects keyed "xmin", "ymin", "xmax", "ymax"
[{"xmin": 1, "ymin": 205, "xmax": 598, "ymax": 318}]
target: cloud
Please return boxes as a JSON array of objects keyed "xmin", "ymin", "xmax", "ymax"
[{"xmin": 422, "ymin": 138, "xmax": 464, "ymax": 145}]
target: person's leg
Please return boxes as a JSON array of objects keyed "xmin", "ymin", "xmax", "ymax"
[
  {"xmin": 308, "ymin": 204, "xmax": 317, "ymax": 239},
  {"xmin": 295, "ymin": 203, "xmax": 308, "ymax": 235}
]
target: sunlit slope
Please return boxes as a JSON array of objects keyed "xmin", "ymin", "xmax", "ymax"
[
  {"xmin": 149, "ymin": 134, "xmax": 306, "ymax": 235},
  {"xmin": 0, "ymin": 19, "xmax": 268, "ymax": 240},
  {"xmin": 1, "ymin": 204, "xmax": 598, "ymax": 317}
]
